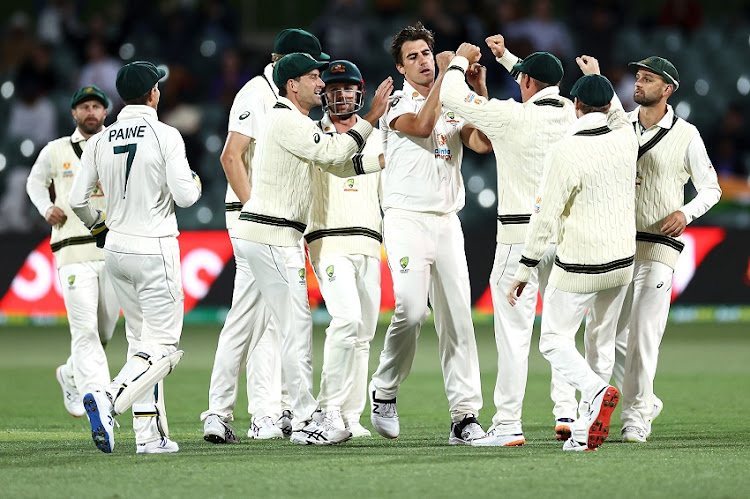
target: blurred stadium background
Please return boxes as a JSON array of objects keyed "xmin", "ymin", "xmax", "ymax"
[{"xmin": 0, "ymin": 0, "xmax": 749, "ymax": 322}]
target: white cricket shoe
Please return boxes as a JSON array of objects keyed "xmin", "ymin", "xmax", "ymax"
[
  {"xmin": 555, "ymin": 418, "xmax": 575, "ymax": 441},
  {"xmin": 203, "ymin": 414, "xmax": 240, "ymax": 444},
  {"xmin": 55, "ymin": 366, "xmax": 85, "ymax": 417},
  {"xmin": 622, "ymin": 426, "xmax": 647, "ymax": 443},
  {"xmin": 646, "ymin": 397, "xmax": 664, "ymax": 437},
  {"xmin": 276, "ymin": 410, "xmax": 293, "ymax": 438},
  {"xmin": 346, "ymin": 421, "xmax": 371, "ymax": 438},
  {"xmin": 471, "ymin": 426, "xmax": 525, "ymax": 447},
  {"xmin": 136, "ymin": 437, "xmax": 179, "ymax": 454},
  {"xmin": 562, "ymin": 438, "xmax": 594, "ymax": 452},
  {"xmin": 83, "ymin": 391, "xmax": 116, "ymax": 454},
  {"xmin": 324, "ymin": 410, "xmax": 346, "ymax": 431},
  {"xmin": 448, "ymin": 415, "xmax": 485, "ymax": 445},
  {"xmin": 290, "ymin": 415, "xmax": 352, "ymax": 446},
  {"xmin": 369, "ymin": 381, "xmax": 399, "ymax": 439},
  {"xmin": 249, "ymin": 416, "xmax": 283, "ymax": 440},
  {"xmin": 579, "ymin": 385, "xmax": 620, "ymax": 450}
]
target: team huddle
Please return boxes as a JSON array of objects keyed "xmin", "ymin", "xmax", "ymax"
[{"xmin": 26, "ymin": 23, "xmax": 720, "ymax": 454}]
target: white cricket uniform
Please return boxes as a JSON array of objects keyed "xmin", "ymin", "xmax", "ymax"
[
  {"xmin": 231, "ymin": 96, "xmax": 381, "ymax": 430},
  {"xmin": 514, "ymin": 108, "xmax": 638, "ymax": 443},
  {"xmin": 441, "ymin": 53, "xmax": 578, "ymax": 430},
  {"xmin": 201, "ymin": 62, "xmax": 285, "ymax": 425},
  {"xmin": 306, "ymin": 113, "xmax": 382, "ymax": 423},
  {"xmin": 586, "ymin": 105, "xmax": 720, "ymax": 432},
  {"xmin": 371, "ymin": 79, "xmax": 482, "ymax": 422},
  {"xmin": 69, "ymin": 104, "xmax": 201, "ymax": 444},
  {"xmin": 26, "ymin": 128, "xmax": 119, "ymax": 398}
]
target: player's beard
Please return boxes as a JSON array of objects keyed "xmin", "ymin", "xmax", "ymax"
[
  {"xmin": 78, "ymin": 117, "xmax": 104, "ymax": 135},
  {"xmin": 633, "ymin": 91, "xmax": 660, "ymax": 107}
]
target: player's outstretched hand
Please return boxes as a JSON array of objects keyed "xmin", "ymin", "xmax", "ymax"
[
  {"xmin": 467, "ymin": 62, "xmax": 488, "ymax": 97},
  {"xmin": 576, "ymin": 55, "xmax": 601, "ymax": 75},
  {"xmin": 485, "ymin": 34, "xmax": 506, "ymax": 58},
  {"xmin": 436, "ymin": 51, "xmax": 456, "ymax": 74},
  {"xmin": 456, "ymin": 43, "xmax": 481, "ymax": 65},
  {"xmin": 363, "ymin": 76, "xmax": 394, "ymax": 126},
  {"xmin": 507, "ymin": 279, "xmax": 526, "ymax": 307}
]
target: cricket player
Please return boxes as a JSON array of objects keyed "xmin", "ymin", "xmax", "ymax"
[
  {"xmin": 26, "ymin": 86, "xmax": 119, "ymax": 418},
  {"xmin": 307, "ymin": 60, "xmax": 382, "ymax": 438},
  {"xmin": 69, "ymin": 60, "xmax": 202, "ymax": 454},
  {"xmin": 230, "ymin": 53, "xmax": 393, "ymax": 445},
  {"xmin": 368, "ymin": 23, "xmax": 492, "ymax": 445},
  {"xmin": 202, "ymin": 28, "xmax": 330, "ymax": 444},
  {"xmin": 578, "ymin": 55, "xmax": 721, "ymax": 442},
  {"xmin": 440, "ymin": 37, "xmax": 579, "ymax": 446},
  {"xmin": 508, "ymin": 73, "xmax": 638, "ymax": 451}
]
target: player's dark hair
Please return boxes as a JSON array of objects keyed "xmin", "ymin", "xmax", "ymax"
[
  {"xmin": 390, "ymin": 22, "xmax": 435, "ymax": 65},
  {"xmin": 124, "ymin": 90, "xmax": 151, "ymax": 106},
  {"xmin": 577, "ymin": 102, "xmax": 611, "ymax": 115}
]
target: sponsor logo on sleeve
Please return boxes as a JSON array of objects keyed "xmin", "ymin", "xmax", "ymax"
[{"xmin": 239, "ymin": 111, "xmax": 250, "ymax": 120}]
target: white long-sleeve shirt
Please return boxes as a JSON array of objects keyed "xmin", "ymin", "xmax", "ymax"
[
  {"xmin": 232, "ymin": 97, "xmax": 382, "ymax": 247},
  {"xmin": 515, "ymin": 110, "xmax": 638, "ymax": 293},
  {"xmin": 628, "ymin": 105, "xmax": 721, "ymax": 268},
  {"xmin": 440, "ymin": 54, "xmax": 576, "ymax": 243},
  {"xmin": 224, "ymin": 63, "xmax": 278, "ymax": 232},
  {"xmin": 27, "ymin": 128, "xmax": 106, "ymax": 268},
  {"xmin": 69, "ymin": 105, "xmax": 201, "ymax": 237}
]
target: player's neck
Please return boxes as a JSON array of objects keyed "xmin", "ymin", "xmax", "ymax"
[
  {"xmin": 331, "ymin": 115, "xmax": 356, "ymax": 132},
  {"xmin": 77, "ymin": 126, "xmax": 102, "ymax": 140},
  {"xmin": 638, "ymin": 101, "xmax": 668, "ymax": 130},
  {"xmin": 407, "ymin": 76, "xmax": 433, "ymax": 98}
]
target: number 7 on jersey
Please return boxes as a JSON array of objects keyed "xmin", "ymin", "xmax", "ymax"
[{"xmin": 113, "ymin": 143, "xmax": 137, "ymax": 197}]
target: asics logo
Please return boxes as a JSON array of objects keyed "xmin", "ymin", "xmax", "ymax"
[{"xmin": 302, "ymin": 429, "xmax": 326, "ymax": 441}]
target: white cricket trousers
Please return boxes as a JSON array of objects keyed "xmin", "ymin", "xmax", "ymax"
[
  {"xmin": 103, "ymin": 232, "xmax": 184, "ymax": 444},
  {"xmin": 371, "ymin": 210, "xmax": 482, "ymax": 421},
  {"xmin": 201, "ymin": 237, "xmax": 283, "ymax": 423},
  {"xmin": 539, "ymin": 285, "xmax": 628, "ymax": 442},
  {"xmin": 234, "ymin": 239, "xmax": 316, "ymax": 430},
  {"xmin": 620, "ymin": 260, "xmax": 672, "ymax": 430},
  {"xmin": 489, "ymin": 242, "xmax": 577, "ymax": 429},
  {"xmin": 312, "ymin": 253, "xmax": 380, "ymax": 424},
  {"xmin": 58, "ymin": 261, "xmax": 119, "ymax": 397}
]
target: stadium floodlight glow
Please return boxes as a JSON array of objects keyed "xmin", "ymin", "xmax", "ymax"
[
  {"xmin": 694, "ymin": 79, "xmax": 709, "ymax": 96},
  {"xmin": 20, "ymin": 139, "xmax": 35, "ymax": 158},
  {"xmin": 0, "ymin": 153, "xmax": 6, "ymax": 172},
  {"xmin": 666, "ymin": 34, "xmax": 682, "ymax": 52},
  {"xmin": 1, "ymin": 81, "xmax": 14, "ymax": 99},
  {"xmin": 467, "ymin": 174, "xmax": 484, "ymax": 193},
  {"xmin": 737, "ymin": 76, "xmax": 750, "ymax": 96},
  {"xmin": 119, "ymin": 43, "xmax": 135, "ymax": 60},
  {"xmin": 205, "ymin": 134, "xmax": 222, "ymax": 153},
  {"xmin": 200, "ymin": 40, "xmax": 217, "ymax": 57},
  {"xmin": 197, "ymin": 206, "xmax": 213, "ymax": 224},
  {"xmin": 478, "ymin": 188, "xmax": 496, "ymax": 208},
  {"xmin": 675, "ymin": 101, "xmax": 691, "ymax": 120}
]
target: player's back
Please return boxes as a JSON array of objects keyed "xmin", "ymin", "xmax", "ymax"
[{"xmin": 89, "ymin": 105, "xmax": 199, "ymax": 237}]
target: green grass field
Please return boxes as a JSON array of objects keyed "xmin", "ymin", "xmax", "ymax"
[{"xmin": 1, "ymin": 321, "xmax": 748, "ymax": 498}]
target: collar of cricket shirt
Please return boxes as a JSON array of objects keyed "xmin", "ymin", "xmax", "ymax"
[
  {"xmin": 629, "ymin": 103, "xmax": 676, "ymax": 131},
  {"xmin": 71, "ymin": 127, "xmax": 87, "ymax": 144},
  {"xmin": 402, "ymin": 79, "xmax": 426, "ymax": 102},
  {"xmin": 526, "ymin": 85, "xmax": 562, "ymax": 104},
  {"xmin": 568, "ymin": 110, "xmax": 608, "ymax": 136},
  {"xmin": 117, "ymin": 104, "xmax": 158, "ymax": 121}
]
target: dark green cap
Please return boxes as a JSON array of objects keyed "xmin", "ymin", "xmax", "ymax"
[
  {"xmin": 512, "ymin": 52, "xmax": 564, "ymax": 84},
  {"xmin": 116, "ymin": 61, "xmax": 166, "ymax": 101},
  {"xmin": 70, "ymin": 85, "xmax": 109, "ymax": 109},
  {"xmin": 273, "ymin": 28, "xmax": 330, "ymax": 61},
  {"xmin": 321, "ymin": 60, "xmax": 363, "ymax": 87},
  {"xmin": 273, "ymin": 53, "xmax": 329, "ymax": 89},
  {"xmin": 570, "ymin": 74, "xmax": 614, "ymax": 107},
  {"xmin": 628, "ymin": 56, "xmax": 680, "ymax": 90}
]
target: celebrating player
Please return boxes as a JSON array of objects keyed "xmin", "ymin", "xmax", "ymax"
[
  {"xmin": 368, "ymin": 22, "xmax": 491, "ymax": 445},
  {"xmin": 306, "ymin": 60, "xmax": 383, "ymax": 438}
]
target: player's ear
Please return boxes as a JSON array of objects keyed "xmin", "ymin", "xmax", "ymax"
[{"xmin": 396, "ymin": 63, "xmax": 406, "ymax": 76}]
